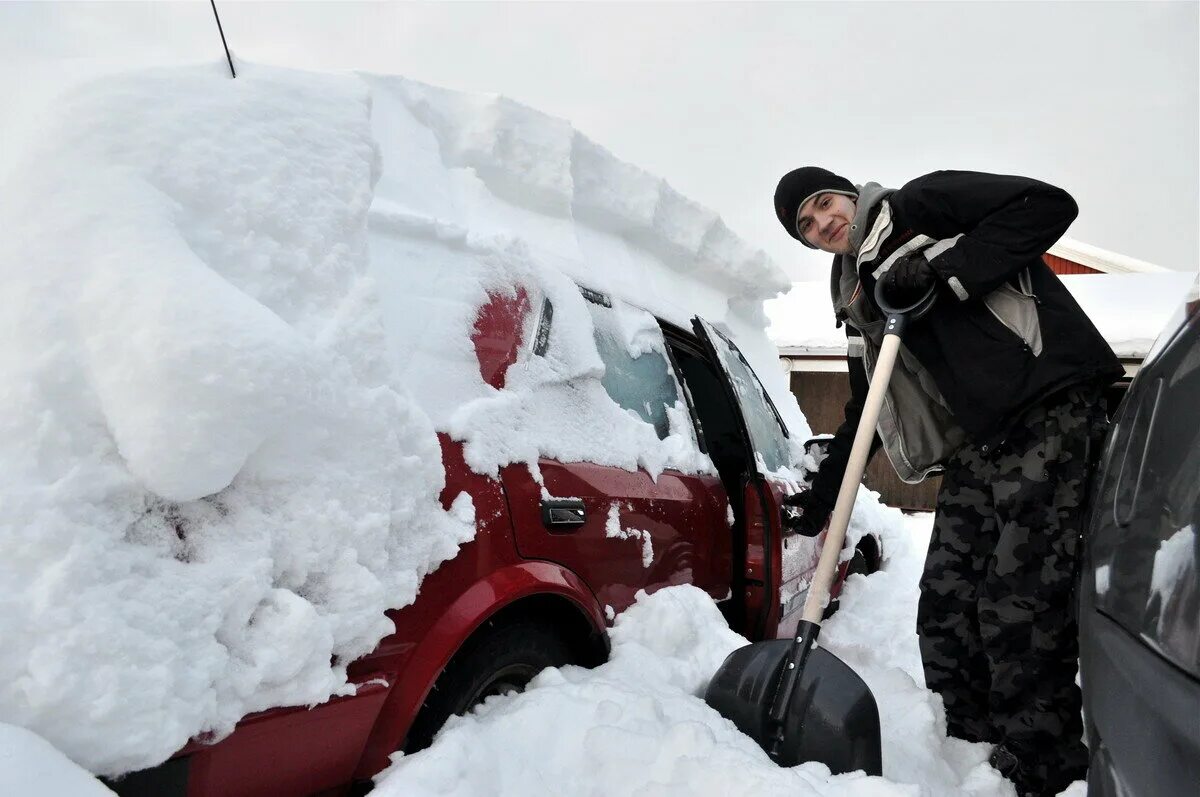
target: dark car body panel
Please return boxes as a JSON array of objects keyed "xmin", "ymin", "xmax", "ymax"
[{"xmin": 1080, "ymin": 285, "xmax": 1200, "ymax": 796}]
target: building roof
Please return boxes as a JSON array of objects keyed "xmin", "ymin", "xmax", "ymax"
[
  {"xmin": 767, "ymin": 271, "xmax": 1197, "ymax": 360},
  {"xmin": 1047, "ymin": 237, "xmax": 1169, "ymax": 274}
]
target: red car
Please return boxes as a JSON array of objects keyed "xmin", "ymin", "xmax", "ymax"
[{"xmin": 105, "ymin": 283, "xmax": 881, "ymax": 797}]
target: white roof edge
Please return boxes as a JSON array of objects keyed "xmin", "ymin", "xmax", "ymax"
[
  {"xmin": 779, "ymin": 345, "xmax": 847, "ymax": 357},
  {"xmin": 1048, "ymin": 237, "xmax": 1168, "ymax": 274}
]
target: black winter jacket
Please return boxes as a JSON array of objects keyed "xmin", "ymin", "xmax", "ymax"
[{"xmin": 810, "ymin": 171, "xmax": 1122, "ymax": 502}]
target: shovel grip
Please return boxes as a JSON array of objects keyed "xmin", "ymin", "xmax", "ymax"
[
  {"xmin": 767, "ymin": 620, "xmax": 820, "ymax": 734},
  {"xmin": 799, "ymin": 332, "xmax": 903, "ymax": 625}
]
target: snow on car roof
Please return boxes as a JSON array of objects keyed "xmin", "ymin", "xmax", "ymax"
[
  {"xmin": 360, "ymin": 71, "xmax": 812, "ymax": 472},
  {"xmin": 360, "ymin": 74, "xmax": 790, "ymax": 313}
]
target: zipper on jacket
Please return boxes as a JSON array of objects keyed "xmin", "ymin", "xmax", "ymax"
[{"xmin": 983, "ymin": 268, "xmax": 1042, "ymax": 355}]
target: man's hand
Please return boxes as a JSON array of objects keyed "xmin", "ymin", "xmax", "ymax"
[
  {"xmin": 884, "ymin": 251, "xmax": 937, "ymax": 301},
  {"xmin": 781, "ymin": 489, "xmax": 834, "ymax": 538}
]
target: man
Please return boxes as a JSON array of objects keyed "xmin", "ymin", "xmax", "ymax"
[{"xmin": 773, "ymin": 167, "xmax": 1121, "ymax": 797}]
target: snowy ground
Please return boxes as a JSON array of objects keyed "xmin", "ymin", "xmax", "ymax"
[
  {"xmin": 0, "ymin": 504, "xmax": 1094, "ymax": 797},
  {"xmin": 0, "ymin": 724, "xmax": 117, "ymax": 796},
  {"xmin": 372, "ymin": 507, "xmax": 1083, "ymax": 797},
  {"xmin": 3, "ymin": 504, "xmax": 1092, "ymax": 796}
]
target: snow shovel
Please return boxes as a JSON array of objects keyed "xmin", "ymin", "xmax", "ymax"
[{"xmin": 704, "ymin": 279, "xmax": 937, "ymax": 775}]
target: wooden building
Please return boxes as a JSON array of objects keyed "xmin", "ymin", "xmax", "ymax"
[{"xmin": 771, "ymin": 238, "xmax": 1182, "ymax": 510}]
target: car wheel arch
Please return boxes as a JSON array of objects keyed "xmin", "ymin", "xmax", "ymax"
[{"xmin": 351, "ymin": 561, "xmax": 608, "ymax": 780}]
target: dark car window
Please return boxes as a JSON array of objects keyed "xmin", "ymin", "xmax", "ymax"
[
  {"xmin": 697, "ymin": 320, "xmax": 791, "ymax": 474},
  {"xmin": 583, "ymin": 291, "xmax": 682, "ymax": 441},
  {"xmin": 1091, "ymin": 313, "xmax": 1200, "ymax": 676}
]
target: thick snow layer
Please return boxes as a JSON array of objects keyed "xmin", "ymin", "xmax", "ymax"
[
  {"xmin": 767, "ymin": 272, "xmax": 1197, "ymax": 358},
  {"xmin": 456, "ymin": 253, "xmax": 715, "ymax": 482},
  {"xmin": 2, "ymin": 60, "xmax": 809, "ymax": 779},
  {"xmin": 361, "ymin": 75, "xmax": 788, "ymax": 309},
  {"xmin": 362, "ymin": 73, "xmax": 812, "ymax": 468},
  {"xmin": 365, "ymin": 222, "xmax": 718, "ymax": 482},
  {"xmin": 374, "ymin": 503, "xmax": 1072, "ymax": 796},
  {"xmin": 0, "ymin": 724, "xmax": 115, "ymax": 796},
  {"xmin": 0, "ymin": 63, "xmax": 473, "ymax": 775}
]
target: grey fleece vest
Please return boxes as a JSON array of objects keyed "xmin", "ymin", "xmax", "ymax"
[{"xmin": 832, "ymin": 184, "xmax": 968, "ymax": 483}]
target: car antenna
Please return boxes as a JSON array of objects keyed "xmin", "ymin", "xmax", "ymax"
[{"xmin": 209, "ymin": 0, "xmax": 236, "ymax": 78}]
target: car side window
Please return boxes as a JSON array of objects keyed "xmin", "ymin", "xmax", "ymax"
[
  {"xmin": 702, "ymin": 323, "xmax": 790, "ymax": 474},
  {"xmin": 583, "ymin": 289, "xmax": 681, "ymax": 441},
  {"xmin": 1093, "ymin": 316, "xmax": 1200, "ymax": 676}
]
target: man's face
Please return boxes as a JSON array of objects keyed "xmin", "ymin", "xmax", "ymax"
[{"xmin": 796, "ymin": 193, "xmax": 857, "ymax": 254}]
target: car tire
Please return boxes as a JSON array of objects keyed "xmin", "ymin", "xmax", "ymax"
[
  {"xmin": 404, "ymin": 618, "xmax": 573, "ymax": 754},
  {"xmin": 846, "ymin": 545, "xmax": 872, "ymax": 578}
]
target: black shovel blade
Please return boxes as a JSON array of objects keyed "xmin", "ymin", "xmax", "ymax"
[{"xmin": 703, "ymin": 639, "xmax": 882, "ymax": 775}]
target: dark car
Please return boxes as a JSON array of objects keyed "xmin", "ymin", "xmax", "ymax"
[{"xmin": 1079, "ymin": 278, "xmax": 1200, "ymax": 796}]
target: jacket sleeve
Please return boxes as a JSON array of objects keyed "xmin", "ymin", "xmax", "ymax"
[
  {"xmin": 898, "ymin": 170, "xmax": 1078, "ymax": 301},
  {"xmin": 809, "ymin": 327, "xmax": 883, "ymax": 503}
]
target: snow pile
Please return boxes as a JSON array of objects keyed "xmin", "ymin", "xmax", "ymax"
[
  {"xmin": 363, "ymin": 223, "xmax": 715, "ymax": 483},
  {"xmin": 362, "ymin": 72, "xmax": 810, "ymax": 474},
  {"xmin": 374, "ymin": 581, "xmax": 903, "ymax": 797},
  {"xmin": 0, "ymin": 63, "xmax": 474, "ymax": 775},
  {"xmin": 375, "ymin": 502, "xmax": 1042, "ymax": 797},
  {"xmin": 363, "ymin": 76, "xmax": 788, "ymax": 308},
  {"xmin": 1, "ymin": 61, "xmax": 807, "ymax": 779},
  {"xmin": 0, "ymin": 724, "xmax": 115, "ymax": 796}
]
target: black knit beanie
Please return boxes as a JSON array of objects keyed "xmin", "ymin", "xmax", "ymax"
[{"xmin": 774, "ymin": 167, "xmax": 858, "ymax": 248}]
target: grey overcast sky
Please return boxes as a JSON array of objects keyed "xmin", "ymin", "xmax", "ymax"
[{"xmin": 2, "ymin": 1, "xmax": 1196, "ymax": 280}]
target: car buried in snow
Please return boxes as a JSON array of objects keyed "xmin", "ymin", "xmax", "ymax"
[
  {"xmin": 1079, "ymin": 276, "xmax": 1200, "ymax": 797},
  {"xmin": 104, "ymin": 281, "xmax": 882, "ymax": 797}
]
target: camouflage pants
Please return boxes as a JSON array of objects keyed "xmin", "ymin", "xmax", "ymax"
[{"xmin": 918, "ymin": 384, "xmax": 1109, "ymax": 796}]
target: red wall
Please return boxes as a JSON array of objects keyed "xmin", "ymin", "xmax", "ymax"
[{"xmin": 1044, "ymin": 253, "xmax": 1101, "ymax": 275}]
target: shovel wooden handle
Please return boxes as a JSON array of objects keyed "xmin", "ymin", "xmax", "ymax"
[
  {"xmin": 799, "ymin": 330, "xmax": 902, "ymax": 624},
  {"xmin": 765, "ymin": 281, "xmax": 933, "ymax": 753}
]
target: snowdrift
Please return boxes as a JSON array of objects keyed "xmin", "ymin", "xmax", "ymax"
[
  {"xmin": 373, "ymin": 511, "xmax": 1020, "ymax": 797},
  {"xmin": 0, "ymin": 61, "xmax": 795, "ymax": 776},
  {"xmin": 0, "ymin": 64, "xmax": 478, "ymax": 775}
]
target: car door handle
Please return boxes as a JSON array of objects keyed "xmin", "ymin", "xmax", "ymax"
[{"xmin": 541, "ymin": 498, "xmax": 586, "ymax": 530}]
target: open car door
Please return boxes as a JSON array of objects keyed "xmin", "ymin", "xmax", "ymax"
[{"xmin": 691, "ymin": 318, "xmax": 815, "ymax": 640}]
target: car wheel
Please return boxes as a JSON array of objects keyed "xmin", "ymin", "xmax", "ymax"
[
  {"xmin": 845, "ymin": 545, "xmax": 872, "ymax": 578},
  {"xmin": 854, "ymin": 534, "xmax": 882, "ymax": 575},
  {"xmin": 404, "ymin": 618, "xmax": 573, "ymax": 753},
  {"xmin": 822, "ymin": 541, "xmax": 878, "ymax": 619}
]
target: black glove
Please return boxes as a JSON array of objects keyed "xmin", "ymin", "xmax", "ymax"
[
  {"xmin": 884, "ymin": 251, "xmax": 937, "ymax": 303},
  {"xmin": 781, "ymin": 489, "xmax": 834, "ymax": 538}
]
